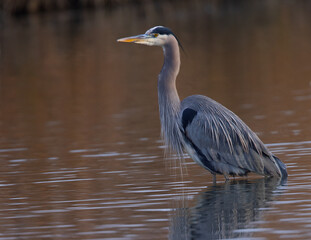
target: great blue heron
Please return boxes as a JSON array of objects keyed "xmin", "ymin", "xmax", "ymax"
[{"xmin": 118, "ymin": 26, "xmax": 287, "ymax": 180}]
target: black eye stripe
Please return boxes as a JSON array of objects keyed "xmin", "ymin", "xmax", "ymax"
[
  {"xmin": 147, "ymin": 26, "xmax": 185, "ymax": 53},
  {"xmin": 150, "ymin": 26, "xmax": 173, "ymax": 35}
]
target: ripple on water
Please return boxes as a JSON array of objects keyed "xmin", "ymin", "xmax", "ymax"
[
  {"xmin": 0, "ymin": 148, "xmax": 28, "ymax": 153},
  {"xmin": 82, "ymin": 152, "xmax": 121, "ymax": 158}
]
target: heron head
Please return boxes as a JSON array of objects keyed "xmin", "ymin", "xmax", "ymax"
[{"xmin": 117, "ymin": 26, "xmax": 182, "ymax": 47}]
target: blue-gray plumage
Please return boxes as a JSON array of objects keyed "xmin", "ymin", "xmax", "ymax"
[{"xmin": 118, "ymin": 26, "xmax": 287, "ymax": 180}]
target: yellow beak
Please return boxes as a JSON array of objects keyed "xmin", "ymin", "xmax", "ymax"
[{"xmin": 117, "ymin": 34, "xmax": 151, "ymax": 44}]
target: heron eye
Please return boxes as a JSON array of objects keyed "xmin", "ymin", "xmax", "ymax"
[{"xmin": 153, "ymin": 33, "xmax": 159, "ymax": 37}]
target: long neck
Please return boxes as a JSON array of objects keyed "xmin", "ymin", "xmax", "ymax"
[{"xmin": 158, "ymin": 36, "xmax": 183, "ymax": 155}]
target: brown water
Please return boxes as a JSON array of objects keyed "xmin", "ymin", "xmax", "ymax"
[{"xmin": 0, "ymin": 1, "xmax": 311, "ymax": 239}]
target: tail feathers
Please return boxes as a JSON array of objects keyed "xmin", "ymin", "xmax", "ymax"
[
  {"xmin": 273, "ymin": 155, "xmax": 288, "ymax": 178},
  {"xmin": 262, "ymin": 154, "xmax": 288, "ymax": 178}
]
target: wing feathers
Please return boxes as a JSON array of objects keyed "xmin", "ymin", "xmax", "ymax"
[{"xmin": 180, "ymin": 95, "xmax": 285, "ymax": 177}]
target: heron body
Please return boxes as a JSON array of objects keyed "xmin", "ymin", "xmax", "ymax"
[{"xmin": 118, "ymin": 26, "xmax": 287, "ymax": 180}]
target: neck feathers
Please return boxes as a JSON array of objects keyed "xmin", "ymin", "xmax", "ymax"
[{"xmin": 157, "ymin": 35, "xmax": 183, "ymax": 156}]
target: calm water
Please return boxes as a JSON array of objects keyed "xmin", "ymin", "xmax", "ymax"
[{"xmin": 1, "ymin": 1, "xmax": 311, "ymax": 239}]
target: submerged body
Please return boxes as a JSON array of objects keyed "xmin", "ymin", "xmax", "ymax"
[{"xmin": 118, "ymin": 26, "xmax": 287, "ymax": 180}]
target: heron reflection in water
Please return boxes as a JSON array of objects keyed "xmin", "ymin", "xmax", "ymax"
[
  {"xmin": 118, "ymin": 26, "xmax": 287, "ymax": 181},
  {"xmin": 169, "ymin": 178, "xmax": 284, "ymax": 239}
]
